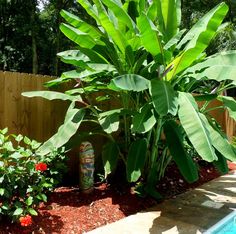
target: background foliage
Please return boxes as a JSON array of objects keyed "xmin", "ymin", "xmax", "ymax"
[
  {"xmin": 0, "ymin": 0, "xmax": 80, "ymax": 75},
  {"xmin": 1, "ymin": 0, "xmax": 236, "ymax": 75}
]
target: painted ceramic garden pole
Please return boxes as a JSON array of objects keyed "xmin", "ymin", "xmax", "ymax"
[{"xmin": 79, "ymin": 141, "xmax": 95, "ymax": 193}]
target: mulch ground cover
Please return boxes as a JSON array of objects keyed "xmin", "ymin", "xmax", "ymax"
[{"xmin": 0, "ymin": 161, "xmax": 232, "ymax": 234}]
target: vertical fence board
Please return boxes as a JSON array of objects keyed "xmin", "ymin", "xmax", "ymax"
[
  {"xmin": 0, "ymin": 72, "xmax": 5, "ymax": 129},
  {"xmin": 20, "ymin": 72, "xmax": 31, "ymax": 136},
  {"xmin": 225, "ymin": 110, "xmax": 236, "ymax": 141},
  {"xmin": 4, "ymin": 72, "xmax": 17, "ymax": 132}
]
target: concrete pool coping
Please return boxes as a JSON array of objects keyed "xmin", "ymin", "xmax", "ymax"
[
  {"xmin": 86, "ymin": 170, "xmax": 236, "ymax": 234},
  {"xmin": 204, "ymin": 210, "xmax": 236, "ymax": 233}
]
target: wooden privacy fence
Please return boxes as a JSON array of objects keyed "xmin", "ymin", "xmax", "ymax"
[
  {"xmin": 0, "ymin": 71, "xmax": 236, "ymax": 181},
  {"xmin": 198, "ymin": 99, "xmax": 236, "ymax": 141},
  {"xmin": 0, "ymin": 71, "xmax": 236, "ymax": 144},
  {"xmin": 0, "ymin": 71, "xmax": 106, "ymax": 180},
  {"xmin": 0, "ymin": 71, "xmax": 68, "ymax": 142},
  {"xmin": 224, "ymin": 110, "xmax": 236, "ymax": 141}
]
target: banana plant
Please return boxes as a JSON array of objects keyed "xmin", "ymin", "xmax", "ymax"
[{"xmin": 23, "ymin": 0, "xmax": 236, "ymax": 198}]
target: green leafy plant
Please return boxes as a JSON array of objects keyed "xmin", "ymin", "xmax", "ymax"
[
  {"xmin": 23, "ymin": 0, "xmax": 236, "ymax": 198},
  {"xmin": 0, "ymin": 128, "xmax": 66, "ymax": 225}
]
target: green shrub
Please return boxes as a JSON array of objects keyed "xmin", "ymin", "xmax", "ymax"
[{"xmin": 0, "ymin": 128, "xmax": 67, "ymax": 226}]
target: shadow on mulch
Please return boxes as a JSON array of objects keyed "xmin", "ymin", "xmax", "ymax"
[{"xmin": 46, "ymin": 184, "xmax": 158, "ymax": 214}]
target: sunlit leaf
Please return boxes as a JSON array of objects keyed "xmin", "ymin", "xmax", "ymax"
[
  {"xmin": 178, "ymin": 92, "xmax": 217, "ymax": 162},
  {"xmin": 38, "ymin": 104, "xmax": 85, "ymax": 155},
  {"xmin": 111, "ymin": 74, "xmax": 150, "ymax": 92}
]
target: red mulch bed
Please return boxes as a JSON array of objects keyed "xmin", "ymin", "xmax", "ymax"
[{"xmin": 0, "ymin": 161, "xmax": 232, "ymax": 234}]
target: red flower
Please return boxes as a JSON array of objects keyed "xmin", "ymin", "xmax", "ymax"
[
  {"xmin": 19, "ymin": 215, "xmax": 32, "ymax": 227},
  {"xmin": 35, "ymin": 162, "xmax": 47, "ymax": 172}
]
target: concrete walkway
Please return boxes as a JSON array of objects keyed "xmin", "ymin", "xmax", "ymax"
[{"xmin": 87, "ymin": 171, "xmax": 236, "ymax": 234}]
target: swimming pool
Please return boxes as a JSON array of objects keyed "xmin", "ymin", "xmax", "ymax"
[{"xmin": 204, "ymin": 210, "xmax": 236, "ymax": 234}]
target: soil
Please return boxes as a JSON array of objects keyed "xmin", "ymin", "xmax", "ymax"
[{"xmin": 0, "ymin": 161, "xmax": 232, "ymax": 234}]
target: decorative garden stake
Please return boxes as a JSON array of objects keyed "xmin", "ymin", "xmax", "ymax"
[{"xmin": 79, "ymin": 141, "xmax": 95, "ymax": 193}]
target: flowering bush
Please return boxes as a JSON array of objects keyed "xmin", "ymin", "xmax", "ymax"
[
  {"xmin": 35, "ymin": 162, "xmax": 48, "ymax": 171},
  {"xmin": 0, "ymin": 128, "xmax": 67, "ymax": 226},
  {"xmin": 19, "ymin": 215, "xmax": 32, "ymax": 227}
]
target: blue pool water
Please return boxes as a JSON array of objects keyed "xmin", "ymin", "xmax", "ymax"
[{"xmin": 204, "ymin": 210, "xmax": 236, "ymax": 234}]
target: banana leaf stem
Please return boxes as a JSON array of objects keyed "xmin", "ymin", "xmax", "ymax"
[
  {"xmin": 121, "ymin": 92, "xmax": 131, "ymax": 150},
  {"xmin": 147, "ymin": 118, "xmax": 163, "ymax": 186},
  {"xmin": 202, "ymin": 105, "xmax": 224, "ymax": 113},
  {"xmin": 200, "ymin": 100, "xmax": 211, "ymax": 112}
]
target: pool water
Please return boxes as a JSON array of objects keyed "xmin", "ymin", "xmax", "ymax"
[{"xmin": 204, "ymin": 210, "xmax": 236, "ymax": 234}]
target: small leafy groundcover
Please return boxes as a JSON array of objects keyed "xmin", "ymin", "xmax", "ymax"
[{"xmin": 0, "ymin": 128, "xmax": 67, "ymax": 226}]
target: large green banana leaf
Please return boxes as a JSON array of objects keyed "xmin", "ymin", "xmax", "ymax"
[
  {"xmin": 126, "ymin": 138, "xmax": 148, "ymax": 182},
  {"xmin": 111, "ymin": 74, "xmax": 150, "ymax": 92},
  {"xmin": 161, "ymin": 0, "xmax": 181, "ymax": 41},
  {"xmin": 147, "ymin": 0, "xmax": 162, "ymax": 22},
  {"xmin": 164, "ymin": 29, "xmax": 186, "ymax": 51},
  {"xmin": 99, "ymin": 109, "xmax": 124, "ymax": 134},
  {"xmin": 178, "ymin": 92, "xmax": 217, "ymax": 162},
  {"xmin": 60, "ymin": 13, "xmax": 113, "ymax": 61},
  {"xmin": 46, "ymin": 64, "xmax": 116, "ymax": 86},
  {"xmin": 59, "ymin": 22, "xmax": 113, "ymax": 63},
  {"xmin": 57, "ymin": 50, "xmax": 90, "ymax": 60},
  {"xmin": 218, "ymin": 96, "xmax": 236, "ymax": 121},
  {"xmin": 22, "ymin": 91, "xmax": 80, "ymax": 102},
  {"xmin": 60, "ymin": 10, "xmax": 103, "ymax": 40},
  {"xmin": 164, "ymin": 120, "xmax": 199, "ymax": 183},
  {"xmin": 183, "ymin": 51, "xmax": 236, "ymax": 82},
  {"xmin": 167, "ymin": 2, "xmax": 228, "ymax": 80},
  {"xmin": 177, "ymin": 3, "xmax": 227, "ymax": 49},
  {"xmin": 92, "ymin": 0, "xmax": 129, "ymax": 54},
  {"xmin": 131, "ymin": 103, "xmax": 156, "ymax": 134},
  {"xmin": 199, "ymin": 113, "xmax": 236, "ymax": 162},
  {"xmin": 137, "ymin": 13, "xmax": 163, "ymax": 57},
  {"xmin": 150, "ymin": 80, "xmax": 178, "ymax": 116},
  {"xmin": 38, "ymin": 104, "xmax": 85, "ymax": 155},
  {"xmin": 68, "ymin": 46, "xmax": 109, "ymax": 64},
  {"xmin": 124, "ymin": 45, "xmax": 135, "ymax": 68},
  {"xmin": 57, "ymin": 50, "xmax": 90, "ymax": 68},
  {"xmin": 60, "ymin": 23, "xmax": 98, "ymax": 49},
  {"xmin": 138, "ymin": 0, "xmax": 146, "ymax": 14},
  {"xmin": 147, "ymin": 0, "xmax": 160, "ymax": 23},
  {"xmin": 99, "ymin": 114, "xmax": 120, "ymax": 134},
  {"xmin": 77, "ymin": 0, "xmax": 100, "ymax": 22},
  {"xmin": 102, "ymin": 141, "xmax": 120, "ymax": 177},
  {"xmin": 102, "ymin": 0, "xmax": 136, "ymax": 32}
]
